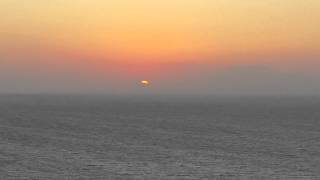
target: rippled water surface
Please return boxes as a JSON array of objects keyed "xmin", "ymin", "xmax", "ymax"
[{"xmin": 0, "ymin": 95, "xmax": 320, "ymax": 179}]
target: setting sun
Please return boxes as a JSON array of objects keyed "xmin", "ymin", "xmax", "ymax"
[{"xmin": 140, "ymin": 80, "xmax": 150, "ymax": 86}]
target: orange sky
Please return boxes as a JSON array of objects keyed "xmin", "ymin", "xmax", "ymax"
[{"xmin": 0, "ymin": 0, "xmax": 319, "ymax": 94}]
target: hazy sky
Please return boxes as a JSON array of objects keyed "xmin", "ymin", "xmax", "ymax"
[{"xmin": 1, "ymin": 0, "xmax": 319, "ymax": 95}]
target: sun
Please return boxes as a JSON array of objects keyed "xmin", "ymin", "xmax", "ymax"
[{"xmin": 140, "ymin": 80, "xmax": 150, "ymax": 86}]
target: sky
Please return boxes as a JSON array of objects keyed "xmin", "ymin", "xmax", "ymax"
[{"xmin": 0, "ymin": 0, "xmax": 319, "ymax": 95}]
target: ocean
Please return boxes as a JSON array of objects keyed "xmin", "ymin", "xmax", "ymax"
[{"xmin": 0, "ymin": 94, "xmax": 319, "ymax": 179}]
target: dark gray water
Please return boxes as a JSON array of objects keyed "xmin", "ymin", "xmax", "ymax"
[{"xmin": 0, "ymin": 95, "xmax": 320, "ymax": 179}]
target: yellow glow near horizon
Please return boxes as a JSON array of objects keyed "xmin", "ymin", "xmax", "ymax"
[{"xmin": 140, "ymin": 80, "xmax": 150, "ymax": 86}]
